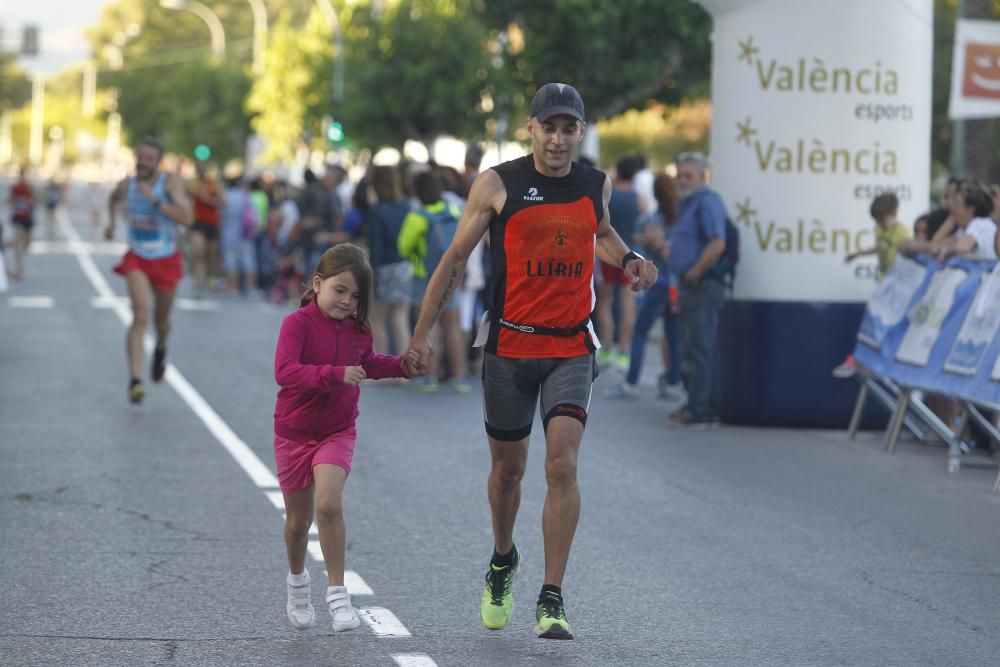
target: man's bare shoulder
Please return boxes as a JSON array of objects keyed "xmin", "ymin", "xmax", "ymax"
[{"xmin": 468, "ymin": 168, "xmax": 506, "ymax": 214}]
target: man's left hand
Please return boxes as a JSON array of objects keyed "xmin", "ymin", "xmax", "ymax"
[
  {"xmin": 624, "ymin": 258, "xmax": 658, "ymax": 292},
  {"xmin": 681, "ymin": 270, "xmax": 701, "ymax": 288}
]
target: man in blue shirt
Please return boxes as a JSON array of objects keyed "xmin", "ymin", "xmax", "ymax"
[{"xmin": 669, "ymin": 152, "xmax": 727, "ymax": 428}]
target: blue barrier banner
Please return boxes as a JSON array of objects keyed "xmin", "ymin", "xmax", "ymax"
[
  {"xmin": 857, "ymin": 257, "xmax": 930, "ymax": 349},
  {"xmin": 944, "ymin": 266, "xmax": 1000, "ymax": 376},
  {"xmin": 853, "ymin": 257, "xmax": 1000, "ymax": 408}
]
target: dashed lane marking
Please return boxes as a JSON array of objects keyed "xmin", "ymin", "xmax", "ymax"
[
  {"xmin": 8, "ymin": 296, "xmax": 55, "ymax": 308},
  {"xmin": 392, "ymin": 654, "xmax": 439, "ymax": 667},
  {"xmin": 358, "ymin": 608, "xmax": 412, "ymax": 637}
]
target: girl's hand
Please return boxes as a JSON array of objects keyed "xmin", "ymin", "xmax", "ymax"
[{"xmin": 342, "ymin": 365, "xmax": 366, "ymax": 385}]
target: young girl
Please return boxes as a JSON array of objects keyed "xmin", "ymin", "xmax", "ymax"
[{"xmin": 273, "ymin": 243, "xmax": 416, "ymax": 632}]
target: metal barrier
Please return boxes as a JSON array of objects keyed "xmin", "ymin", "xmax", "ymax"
[{"xmin": 849, "ymin": 364, "xmax": 1000, "ymax": 493}]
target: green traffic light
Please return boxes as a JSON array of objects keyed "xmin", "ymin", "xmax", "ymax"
[
  {"xmin": 194, "ymin": 144, "xmax": 211, "ymax": 161},
  {"xmin": 326, "ymin": 121, "xmax": 344, "ymax": 143}
]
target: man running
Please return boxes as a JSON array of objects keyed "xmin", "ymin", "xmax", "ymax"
[
  {"xmin": 406, "ymin": 83, "xmax": 657, "ymax": 640},
  {"xmin": 105, "ymin": 137, "xmax": 192, "ymax": 403}
]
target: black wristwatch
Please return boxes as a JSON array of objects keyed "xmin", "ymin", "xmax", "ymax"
[
  {"xmin": 621, "ymin": 250, "xmax": 645, "ymax": 270},
  {"xmin": 151, "ymin": 198, "xmax": 162, "ymax": 210}
]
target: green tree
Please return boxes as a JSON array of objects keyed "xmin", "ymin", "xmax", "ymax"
[
  {"xmin": 245, "ymin": 9, "xmax": 334, "ymax": 163},
  {"xmin": 0, "ymin": 54, "xmax": 31, "ymax": 111},
  {"xmin": 86, "ymin": 0, "xmax": 256, "ymax": 160},
  {"xmin": 482, "ymin": 0, "xmax": 712, "ymax": 122},
  {"xmin": 338, "ymin": 0, "xmax": 499, "ymax": 150}
]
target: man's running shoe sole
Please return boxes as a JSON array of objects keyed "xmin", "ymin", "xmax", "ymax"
[
  {"xmin": 533, "ymin": 623, "xmax": 574, "ymax": 640},
  {"xmin": 129, "ymin": 382, "xmax": 145, "ymax": 404}
]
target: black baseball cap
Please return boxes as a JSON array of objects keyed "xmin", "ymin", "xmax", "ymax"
[{"xmin": 530, "ymin": 83, "xmax": 585, "ymax": 122}]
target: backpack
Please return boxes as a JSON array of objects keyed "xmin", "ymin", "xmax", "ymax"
[
  {"xmin": 421, "ymin": 204, "xmax": 459, "ymax": 276},
  {"xmin": 697, "ymin": 195, "xmax": 740, "ymax": 287},
  {"xmin": 708, "ymin": 216, "xmax": 740, "ymax": 286}
]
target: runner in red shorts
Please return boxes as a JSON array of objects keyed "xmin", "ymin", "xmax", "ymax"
[{"xmin": 105, "ymin": 137, "xmax": 192, "ymax": 403}]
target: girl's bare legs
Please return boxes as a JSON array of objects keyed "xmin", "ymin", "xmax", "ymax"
[
  {"xmin": 282, "ymin": 485, "xmax": 314, "ymax": 575},
  {"xmin": 313, "ymin": 463, "xmax": 349, "ymax": 586}
]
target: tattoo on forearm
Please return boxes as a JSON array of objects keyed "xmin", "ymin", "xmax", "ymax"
[
  {"xmin": 432, "ymin": 267, "xmax": 460, "ymax": 321},
  {"xmin": 597, "ymin": 238, "xmax": 617, "ymax": 262}
]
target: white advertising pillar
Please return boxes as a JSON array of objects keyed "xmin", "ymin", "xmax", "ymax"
[{"xmin": 697, "ymin": 0, "xmax": 934, "ymax": 426}]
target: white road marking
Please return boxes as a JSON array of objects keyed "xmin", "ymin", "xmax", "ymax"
[
  {"xmin": 30, "ymin": 240, "xmax": 128, "ymax": 256},
  {"xmin": 392, "ymin": 655, "xmax": 439, "ymax": 667},
  {"xmin": 345, "ymin": 570, "xmax": 374, "ymax": 596},
  {"xmin": 358, "ymin": 608, "xmax": 411, "ymax": 637},
  {"xmin": 265, "ymin": 490, "xmax": 285, "ymax": 510},
  {"xmin": 321, "ymin": 570, "xmax": 375, "ymax": 596},
  {"xmin": 175, "ymin": 298, "xmax": 220, "ymax": 311},
  {"xmin": 8, "ymin": 296, "xmax": 55, "ymax": 308},
  {"xmin": 91, "ymin": 295, "xmax": 129, "ymax": 309}
]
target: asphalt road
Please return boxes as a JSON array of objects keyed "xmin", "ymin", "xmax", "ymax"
[{"xmin": 1, "ymin": 186, "xmax": 999, "ymax": 666}]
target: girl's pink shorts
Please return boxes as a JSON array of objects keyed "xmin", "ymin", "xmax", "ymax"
[{"xmin": 273, "ymin": 429, "xmax": 356, "ymax": 494}]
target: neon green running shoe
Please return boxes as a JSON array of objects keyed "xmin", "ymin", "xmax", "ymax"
[
  {"xmin": 479, "ymin": 547, "xmax": 519, "ymax": 630},
  {"xmin": 533, "ymin": 591, "xmax": 573, "ymax": 640}
]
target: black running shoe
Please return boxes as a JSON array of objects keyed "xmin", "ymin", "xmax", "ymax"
[
  {"xmin": 533, "ymin": 591, "xmax": 573, "ymax": 640},
  {"xmin": 151, "ymin": 346, "xmax": 167, "ymax": 383}
]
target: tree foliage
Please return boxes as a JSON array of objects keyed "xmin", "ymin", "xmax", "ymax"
[
  {"xmin": 481, "ymin": 0, "xmax": 712, "ymax": 122},
  {"xmin": 245, "ymin": 9, "xmax": 334, "ymax": 163},
  {"xmin": 337, "ymin": 0, "xmax": 498, "ymax": 150},
  {"xmin": 86, "ymin": 0, "xmax": 255, "ymax": 162}
]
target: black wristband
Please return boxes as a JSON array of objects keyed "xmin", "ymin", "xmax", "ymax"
[
  {"xmin": 621, "ymin": 250, "xmax": 644, "ymax": 270},
  {"xmin": 152, "ymin": 198, "xmax": 162, "ymax": 210}
]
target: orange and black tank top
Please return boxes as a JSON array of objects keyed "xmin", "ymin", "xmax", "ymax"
[{"xmin": 486, "ymin": 155, "xmax": 606, "ymax": 359}]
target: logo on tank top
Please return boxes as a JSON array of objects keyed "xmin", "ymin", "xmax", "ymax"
[
  {"xmin": 526, "ymin": 258, "xmax": 584, "ymax": 279},
  {"xmin": 549, "ymin": 229, "xmax": 569, "ymax": 253},
  {"xmin": 523, "ymin": 186, "xmax": 544, "ymax": 202}
]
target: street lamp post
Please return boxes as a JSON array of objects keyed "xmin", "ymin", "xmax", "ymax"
[
  {"xmin": 247, "ymin": 0, "xmax": 268, "ymax": 76},
  {"xmin": 314, "ymin": 0, "xmax": 345, "ymax": 105},
  {"xmin": 160, "ymin": 0, "xmax": 226, "ymax": 62}
]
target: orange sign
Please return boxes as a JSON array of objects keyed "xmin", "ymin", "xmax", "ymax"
[{"xmin": 962, "ymin": 42, "xmax": 1000, "ymax": 99}]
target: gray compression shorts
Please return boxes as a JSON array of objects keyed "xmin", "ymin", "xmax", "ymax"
[{"xmin": 481, "ymin": 352, "xmax": 597, "ymax": 442}]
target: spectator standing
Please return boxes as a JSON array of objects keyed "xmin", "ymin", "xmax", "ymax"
[
  {"xmin": 368, "ymin": 166, "xmax": 414, "ymax": 356},
  {"xmin": 668, "ymin": 152, "xmax": 728, "ymax": 428}
]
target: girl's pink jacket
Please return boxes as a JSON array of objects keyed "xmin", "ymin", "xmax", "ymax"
[{"xmin": 274, "ymin": 300, "xmax": 405, "ymax": 442}]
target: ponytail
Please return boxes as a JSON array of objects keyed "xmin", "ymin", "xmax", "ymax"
[{"xmin": 299, "ymin": 286, "xmax": 316, "ymax": 308}]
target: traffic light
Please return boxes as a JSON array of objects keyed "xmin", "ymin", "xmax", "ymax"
[
  {"xmin": 194, "ymin": 144, "xmax": 211, "ymax": 161},
  {"xmin": 325, "ymin": 120, "xmax": 344, "ymax": 144}
]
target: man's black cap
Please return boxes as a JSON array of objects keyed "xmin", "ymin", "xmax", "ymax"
[{"xmin": 530, "ymin": 83, "xmax": 585, "ymax": 122}]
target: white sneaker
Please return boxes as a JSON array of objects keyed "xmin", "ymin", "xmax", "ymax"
[
  {"xmin": 286, "ymin": 577, "xmax": 315, "ymax": 630},
  {"xmin": 326, "ymin": 585, "xmax": 361, "ymax": 632}
]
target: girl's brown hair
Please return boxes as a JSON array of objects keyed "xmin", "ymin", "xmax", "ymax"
[{"xmin": 300, "ymin": 243, "xmax": 373, "ymax": 330}]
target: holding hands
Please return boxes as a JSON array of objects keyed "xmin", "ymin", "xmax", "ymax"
[
  {"xmin": 400, "ymin": 350, "xmax": 421, "ymax": 378},
  {"xmin": 405, "ymin": 336, "xmax": 434, "ymax": 377}
]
